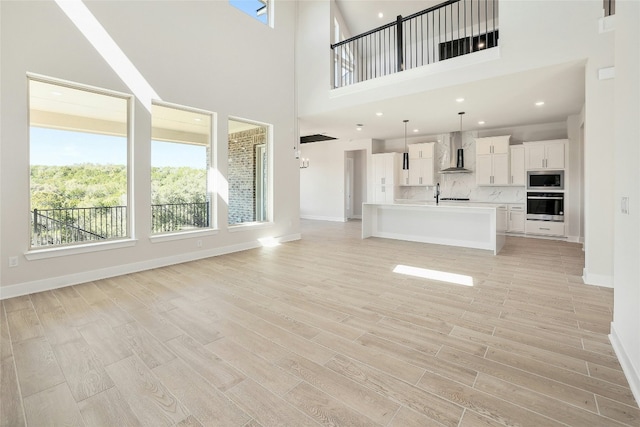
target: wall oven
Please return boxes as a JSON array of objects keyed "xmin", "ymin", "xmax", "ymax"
[
  {"xmin": 527, "ymin": 192, "xmax": 564, "ymax": 222},
  {"xmin": 527, "ymin": 170, "xmax": 564, "ymax": 190}
]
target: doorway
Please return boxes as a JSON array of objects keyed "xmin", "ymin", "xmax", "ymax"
[{"xmin": 345, "ymin": 150, "xmax": 366, "ymax": 220}]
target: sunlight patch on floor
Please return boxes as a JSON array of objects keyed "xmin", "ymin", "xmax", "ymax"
[{"xmin": 393, "ymin": 264, "xmax": 474, "ymax": 286}]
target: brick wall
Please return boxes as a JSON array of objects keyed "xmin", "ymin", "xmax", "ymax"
[{"xmin": 228, "ymin": 126, "xmax": 266, "ymax": 225}]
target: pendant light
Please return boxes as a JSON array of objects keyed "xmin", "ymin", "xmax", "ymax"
[
  {"xmin": 457, "ymin": 112, "xmax": 465, "ymax": 168},
  {"xmin": 402, "ymin": 119, "xmax": 409, "ymax": 170}
]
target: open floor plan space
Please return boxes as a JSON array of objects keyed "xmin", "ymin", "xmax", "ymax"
[{"xmin": 1, "ymin": 220, "xmax": 638, "ymax": 426}]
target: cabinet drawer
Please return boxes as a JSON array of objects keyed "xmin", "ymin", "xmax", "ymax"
[{"xmin": 525, "ymin": 220, "xmax": 565, "ymax": 236}]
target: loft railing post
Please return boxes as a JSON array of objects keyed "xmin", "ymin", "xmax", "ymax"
[{"xmin": 396, "ymin": 15, "xmax": 403, "ymax": 72}]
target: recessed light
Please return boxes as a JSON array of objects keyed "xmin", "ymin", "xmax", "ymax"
[
  {"xmin": 51, "ymin": 91, "xmax": 62, "ymax": 96},
  {"xmin": 376, "ymin": 112, "xmax": 383, "ymax": 116},
  {"xmin": 456, "ymin": 97, "xmax": 464, "ymax": 103},
  {"xmin": 194, "ymin": 118, "xmax": 202, "ymax": 122},
  {"xmin": 356, "ymin": 124, "xmax": 363, "ymax": 131},
  {"xmin": 535, "ymin": 101, "xmax": 545, "ymax": 106},
  {"xmin": 378, "ymin": 12, "xmax": 384, "ymax": 18},
  {"xmin": 478, "ymin": 121, "xmax": 485, "ymax": 125},
  {"xmin": 413, "ymin": 129, "xmax": 419, "ymax": 133}
]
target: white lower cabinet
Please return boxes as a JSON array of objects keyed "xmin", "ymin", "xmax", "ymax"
[
  {"xmin": 525, "ymin": 220, "xmax": 565, "ymax": 236},
  {"xmin": 497, "ymin": 206, "xmax": 508, "ymax": 232},
  {"xmin": 507, "ymin": 204, "xmax": 525, "ymax": 233}
]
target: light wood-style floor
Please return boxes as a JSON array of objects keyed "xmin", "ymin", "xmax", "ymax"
[{"xmin": 1, "ymin": 219, "xmax": 639, "ymax": 426}]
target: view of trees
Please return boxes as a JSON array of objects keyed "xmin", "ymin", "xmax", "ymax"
[{"xmin": 30, "ymin": 164, "xmax": 207, "ymax": 209}]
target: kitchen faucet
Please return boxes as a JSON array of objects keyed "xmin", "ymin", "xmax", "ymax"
[{"xmin": 435, "ymin": 182, "xmax": 440, "ymax": 205}]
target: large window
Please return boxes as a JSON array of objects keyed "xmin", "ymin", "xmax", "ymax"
[
  {"xmin": 151, "ymin": 103, "xmax": 212, "ymax": 234},
  {"xmin": 228, "ymin": 119, "xmax": 270, "ymax": 226},
  {"xmin": 229, "ymin": 0, "xmax": 270, "ymax": 26},
  {"xmin": 29, "ymin": 77, "xmax": 130, "ymax": 248}
]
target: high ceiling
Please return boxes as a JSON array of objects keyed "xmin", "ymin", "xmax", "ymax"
[{"xmin": 301, "ymin": 1, "xmax": 586, "ymax": 142}]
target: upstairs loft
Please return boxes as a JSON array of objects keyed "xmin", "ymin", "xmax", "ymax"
[{"xmin": 330, "ymin": 0, "xmax": 616, "ymax": 89}]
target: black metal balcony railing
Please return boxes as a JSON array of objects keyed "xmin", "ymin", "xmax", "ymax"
[
  {"xmin": 31, "ymin": 202, "xmax": 210, "ymax": 247},
  {"xmin": 151, "ymin": 202, "xmax": 209, "ymax": 234},
  {"xmin": 331, "ymin": 0, "xmax": 499, "ymax": 88},
  {"xmin": 32, "ymin": 206, "xmax": 127, "ymax": 247}
]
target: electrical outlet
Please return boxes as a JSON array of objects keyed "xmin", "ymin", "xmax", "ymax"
[
  {"xmin": 8, "ymin": 256, "xmax": 18, "ymax": 267},
  {"xmin": 197, "ymin": 239, "xmax": 203, "ymax": 248}
]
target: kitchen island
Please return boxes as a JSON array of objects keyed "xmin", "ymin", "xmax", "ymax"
[{"xmin": 362, "ymin": 202, "xmax": 506, "ymax": 255}]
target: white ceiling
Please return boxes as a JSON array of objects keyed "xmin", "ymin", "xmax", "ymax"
[{"xmin": 302, "ymin": 1, "xmax": 586, "ymax": 142}]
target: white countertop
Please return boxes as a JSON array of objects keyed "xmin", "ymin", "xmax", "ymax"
[
  {"xmin": 375, "ymin": 200, "xmax": 504, "ymax": 208},
  {"xmin": 393, "ymin": 199, "xmax": 525, "ymax": 206}
]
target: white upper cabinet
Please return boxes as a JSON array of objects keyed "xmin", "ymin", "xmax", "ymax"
[
  {"xmin": 408, "ymin": 142, "xmax": 434, "ymax": 159},
  {"xmin": 524, "ymin": 140, "xmax": 567, "ymax": 170},
  {"xmin": 476, "ymin": 136, "xmax": 509, "ymax": 155},
  {"xmin": 509, "ymin": 145, "xmax": 525, "ymax": 186},
  {"xmin": 476, "ymin": 136, "xmax": 510, "ymax": 186},
  {"xmin": 407, "ymin": 143, "xmax": 435, "ymax": 186}
]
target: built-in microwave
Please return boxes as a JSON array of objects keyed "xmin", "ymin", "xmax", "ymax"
[{"xmin": 527, "ymin": 170, "xmax": 564, "ymax": 190}]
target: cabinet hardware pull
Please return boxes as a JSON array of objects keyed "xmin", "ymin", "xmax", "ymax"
[{"xmin": 540, "ymin": 227, "xmax": 550, "ymax": 230}]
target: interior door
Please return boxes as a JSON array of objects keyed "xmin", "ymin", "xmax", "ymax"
[{"xmin": 345, "ymin": 157, "xmax": 354, "ymax": 219}]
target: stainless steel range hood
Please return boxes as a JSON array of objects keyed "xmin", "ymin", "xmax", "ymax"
[{"xmin": 440, "ymin": 112, "xmax": 472, "ymax": 174}]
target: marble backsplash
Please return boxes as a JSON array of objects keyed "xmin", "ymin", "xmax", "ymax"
[{"xmin": 397, "ymin": 131, "xmax": 526, "ymax": 204}]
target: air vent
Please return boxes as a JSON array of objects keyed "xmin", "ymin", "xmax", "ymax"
[{"xmin": 300, "ymin": 134, "xmax": 337, "ymax": 144}]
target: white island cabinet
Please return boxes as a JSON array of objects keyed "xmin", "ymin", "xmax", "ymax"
[{"xmin": 362, "ymin": 202, "xmax": 505, "ymax": 255}]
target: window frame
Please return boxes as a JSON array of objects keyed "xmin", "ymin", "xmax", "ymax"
[
  {"xmin": 149, "ymin": 100, "xmax": 216, "ymax": 238},
  {"xmin": 227, "ymin": 116, "xmax": 273, "ymax": 229},
  {"xmin": 26, "ymin": 73, "xmax": 134, "ymax": 251}
]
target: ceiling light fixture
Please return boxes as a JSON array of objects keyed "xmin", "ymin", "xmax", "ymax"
[
  {"xmin": 378, "ymin": 12, "xmax": 384, "ymax": 18},
  {"xmin": 535, "ymin": 101, "xmax": 545, "ymax": 106},
  {"xmin": 456, "ymin": 97, "xmax": 464, "ymax": 103},
  {"xmin": 356, "ymin": 124, "xmax": 363, "ymax": 131},
  {"xmin": 376, "ymin": 112, "xmax": 383, "ymax": 116},
  {"xmin": 413, "ymin": 129, "xmax": 419, "ymax": 133},
  {"xmin": 478, "ymin": 121, "xmax": 485, "ymax": 125},
  {"xmin": 51, "ymin": 91, "xmax": 62, "ymax": 96},
  {"xmin": 402, "ymin": 120, "xmax": 409, "ymax": 170}
]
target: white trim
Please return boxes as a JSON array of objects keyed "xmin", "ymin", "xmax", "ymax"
[
  {"xmin": 610, "ymin": 324, "xmax": 640, "ymax": 406},
  {"xmin": 566, "ymin": 235, "xmax": 581, "ymax": 243},
  {"xmin": 149, "ymin": 228, "xmax": 218, "ymax": 243},
  {"xmin": 300, "ymin": 215, "xmax": 346, "ymax": 222},
  {"xmin": 582, "ymin": 268, "xmax": 614, "ymax": 288},
  {"xmin": 1, "ymin": 233, "xmax": 301, "ymax": 300},
  {"xmin": 228, "ymin": 221, "xmax": 274, "ymax": 232},
  {"xmin": 25, "ymin": 239, "xmax": 137, "ymax": 261}
]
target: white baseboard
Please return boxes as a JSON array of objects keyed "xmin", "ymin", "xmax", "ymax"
[
  {"xmin": 610, "ymin": 324, "xmax": 640, "ymax": 407},
  {"xmin": 582, "ymin": 268, "xmax": 614, "ymax": 288},
  {"xmin": 0, "ymin": 233, "xmax": 301, "ymax": 300},
  {"xmin": 567, "ymin": 235, "xmax": 580, "ymax": 243},
  {"xmin": 300, "ymin": 215, "xmax": 346, "ymax": 222}
]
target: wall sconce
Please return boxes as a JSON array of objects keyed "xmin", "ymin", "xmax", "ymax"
[{"xmin": 299, "ymin": 158, "xmax": 309, "ymax": 169}]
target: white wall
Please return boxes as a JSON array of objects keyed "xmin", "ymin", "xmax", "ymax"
[
  {"xmin": 300, "ymin": 139, "xmax": 373, "ymax": 221},
  {"xmin": 0, "ymin": 1, "xmax": 299, "ymax": 295},
  {"xmin": 611, "ymin": 0, "xmax": 640, "ymax": 405}
]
